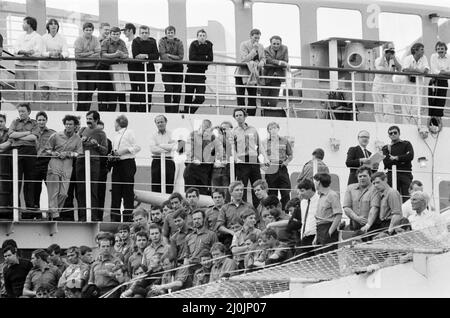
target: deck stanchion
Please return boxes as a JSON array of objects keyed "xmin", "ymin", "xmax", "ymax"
[
  {"xmin": 161, "ymin": 152, "xmax": 166, "ymax": 195},
  {"xmin": 392, "ymin": 165, "xmax": 398, "ymax": 194},
  {"xmin": 85, "ymin": 150, "xmax": 92, "ymax": 222},
  {"xmin": 351, "ymin": 72, "xmax": 357, "ymax": 121},
  {"xmin": 12, "ymin": 149, "xmax": 19, "ymax": 222},
  {"xmin": 144, "ymin": 62, "xmax": 149, "ymax": 113}
]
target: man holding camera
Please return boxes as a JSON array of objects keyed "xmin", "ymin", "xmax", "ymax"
[
  {"xmin": 109, "ymin": 115, "xmax": 141, "ymax": 222},
  {"xmin": 372, "ymin": 42, "xmax": 402, "ymax": 123}
]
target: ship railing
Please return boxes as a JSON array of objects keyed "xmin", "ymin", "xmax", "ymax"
[
  {"xmin": 1, "ymin": 147, "xmax": 449, "ymax": 223},
  {"xmin": 1, "ymin": 56, "xmax": 450, "ymax": 123}
]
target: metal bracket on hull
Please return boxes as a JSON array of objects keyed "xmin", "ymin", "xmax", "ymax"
[{"xmin": 413, "ymin": 253, "xmax": 429, "ymax": 278}]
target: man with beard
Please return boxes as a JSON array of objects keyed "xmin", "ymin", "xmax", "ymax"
[
  {"xmin": 58, "ymin": 246, "xmax": 89, "ymax": 298},
  {"xmin": 76, "ymin": 111, "xmax": 108, "ymax": 221},
  {"xmin": 183, "ymin": 209, "xmax": 217, "ymax": 282},
  {"xmin": 2, "ymin": 245, "xmax": 32, "ymax": 298}
]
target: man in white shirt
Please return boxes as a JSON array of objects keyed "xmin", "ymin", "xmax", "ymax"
[
  {"xmin": 428, "ymin": 41, "xmax": 450, "ymax": 125},
  {"xmin": 372, "ymin": 42, "xmax": 402, "ymax": 123},
  {"xmin": 400, "ymin": 42, "xmax": 430, "ymax": 125},
  {"xmin": 122, "ymin": 23, "xmax": 136, "ymax": 58},
  {"xmin": 295, "ymin": 179, "xmax": 318, "ymax": 258},
  {"xmin": 149, "ymin": 115, "xmax": 177, "ymax": 194},
  {"xmin": 110, "ymin": 115, "xmax": 141, "ymax": 222},
  {"xmin": 408, "ymin": 191, "xmax": 447, "ymax": 241},
  {"xmin": 14, "ymin": 16, "xmax": 44, "ymax": 102}
]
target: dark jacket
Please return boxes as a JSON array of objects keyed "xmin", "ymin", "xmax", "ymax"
[
  {"xmin": 3, "ymin": 258, "xmax": 33, "ymax": 298},
  {"xmin": 131, "ymin": 36, "xmax": 159, "ymax": 71},
  {"xmin": 382, "ymin": 140, "xmax": 414, "ymax": 172},
  {"xmin": 345, "ymin": 146, "xmax": 372, "ymax": 185},
  {"xmin": 187, "ymin": 40, "xmax": 213, "ymax": 73}
]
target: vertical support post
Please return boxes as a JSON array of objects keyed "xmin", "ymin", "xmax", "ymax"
[
  {"xmin": 392, "ymin": 165, "xmax": 398, "ymax": 193},
  {"xmin": 313, "ymin": 158, "xmax": 318, "ymax": 176},
  {"xmin": 85, "ymin": 150, "xmax": 92, "ymax": 222},
  {"xmin": 144, "ymin": 62, "xmax": 149, "ymax": 113},
  {"xmin": 229, "ymin": 156, "xmax": 235, "ymax": 182},
  {"xmin": 215, "ymin": 65, "xmax": 220, "ymax": 115},
  {"xmin": 161, "ymin": 152, "xmax": 166, "ymax": 195},
  {"xmin": 328, "ymin": 39, "xmax": 339, "ymax": 91},
  {"xmin": 285, "ymin": 70, "xmax": 291, "ymax": 118},
  {"xmin": 351, "ymin": 72, "xmax": 357, "ymax": 121},
  {"xmin": 416, "ymin": 78, "xmax": 421, "ymax": 125},
  {"xmin": 71, "ymin": 65, "xmax": 76, "ymax": 112},
  {"xmin": 12, "ymin": 148, "xmax": 19, "ymax": 222}
]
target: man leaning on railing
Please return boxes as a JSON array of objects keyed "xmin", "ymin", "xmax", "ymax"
[
  {"xmin": 44, "ymin": 115, "xmax": 82, "ymax": 220},
  {"xmin": 100, "ymin": 26, "xmax": 129, "ymax": 112},
  {"xmin": 74, "ymin": 22, "xmax": 101, "ymax": 111},
  {"xmin": 159, "ymin": 26, "xmax": 184, "ymax": 114},
  {"xmin": 7, "ymin": 103, "xmax": 38, "ymax": 219},
  {"xmin": 14, "ymin": 16, "xmax": 44, "ymax": 103},
  {"xmin": 262, "ymin": 35, "xmax": 289, "ymax": 117},
  {"xmin": 130, "ymin": 25, "xmax": 159, "ymax": 112}
]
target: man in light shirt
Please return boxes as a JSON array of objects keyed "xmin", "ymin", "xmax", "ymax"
[
  {"xmin": 408, "ymin": 191, "xmax": 448, "ymax": 241},
  {"xmin": 149, "ymin": 115, "xmax": 176, "ymax": 194},
  {"xmin": 428, "ymin": 41, "xmax": 450, "ymax": 126},
  {"xmin": 372, "ymin": 42, "xmax": 402, "ymax": 123},
  {"xmin": 14, "ymin": 16, "xmax": 44, "ymax": 102},
  {"xmin": 121, "ymin": 23, "xmax": 136, "ymax": 58},
  {"xmin": 400, "ymin": 42, "xmax": 430, "ymax": 125},
  {"xmin": 110, "ymin": 115, "xmax": 141, "ymax": 222}
]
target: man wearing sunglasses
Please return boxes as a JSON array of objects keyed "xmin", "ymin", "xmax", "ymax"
[{"xmin": 382, "ymin": 126, "xmax": 414, "ymax": 203}]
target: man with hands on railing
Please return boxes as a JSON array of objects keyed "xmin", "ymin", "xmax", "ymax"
[
  {"xmin": 130, "ymin": 25, "xmax": 159, "ymax": 112},
  {"xmin": 262, "ymin": 36, "xmax": 289, "ymax": 116},
  {"xmin": 44, "ymin": 115, "xmax": 83, "ymax": 220},
  {"xmin": 7, "ymin": 103, "xmax": 39, "ymax": 218},
  {"xmin": 399, "ymin": 42, "xmax": 430, "ymax": 125},
  {"xmin": 76, "ymin": 111, "xmax": 108, "ymax": 222},
  {"xmin": 74, "ymin": 22, "xmax": 101, "ymax": 111},
  {"xmin": 235, "ymin": 29, "xmax": 265, "ymax": 116},
  {"xmin": 159, "ymin": 25, "xmax": 184, "ymax": 113},
  {"xmin": 100, "ymin": 26, "xmax": 129, "ymax": 112}
]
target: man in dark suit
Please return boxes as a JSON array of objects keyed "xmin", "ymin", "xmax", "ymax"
[{"xmin": 345, "ymin": 130, "xmax": 372, "ymax": 185}]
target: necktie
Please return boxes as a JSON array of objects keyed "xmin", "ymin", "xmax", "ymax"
[
  {"xmin": 363, "ymin": 148, "xmax": 369, "ymax": 159},
  {"xmin": 302, "ymin": 199, "xmax": 311, "ymax": 238}
]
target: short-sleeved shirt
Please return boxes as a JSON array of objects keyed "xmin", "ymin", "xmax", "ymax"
[
  {"xmin": 209, "ymin": 258, "xmax": 237, "ymax": 283},
  {"xmin": 263, "ymin": 136, "xmax": 292, "ymax": 163},
  {"xmin": 24, "ymin": 264, "xmax": 61, "ymax": 292},
  {"xmin": 216, "ymin": 200, "xmax": 256, "ymax": 230},
  {"xmin": 150, "ymin": 129, "xmax": 175, "ymax": 158},
  {"xmin": 183, "ymin": 227, "xmax": 218, "ymax": 264},
  {"xmin": 205, "ymin": 205, "xmax": 222, "ymax": 232},
  {"xmin": 170, "ymin": 225, "xmax": 193, "ymax": 264},
  {"xmin": 101, "ymin": 38, "xmax": 128, "ymax": 60},
  {"xmin": 7, "ymin": 117, "xmax": 38, "ymax": 148},
  {"xmin": 88, "ymin": 256, "xmax": 122, "ymax": 290},
  {"xmin": 160, "ymin": 267, "xmax": 189, "ymax": 292},
  {"xmin": 36, "ymin": 127, "xmax": 56, "ymax": 156},
  {"xmin": 231, "ymin": 227, "xmax": 261, "ymax": 262},
  {"xmin": 315, "ymin": 189, "xmax": 342, "ymax": 225},
  {"xmin": 343, "ymin": 184, "xmax": 380, "ymax": 219},
  {"xmin": 379, "ymin": 187, "xmax": 402, "ymax": 221},
  {"xmin": 143, "ymin": 239, "xmax": 169, "ymax": 270},
  {"xmin": 233, "ymin": 124, "xmax": 260, "ymax": 162},
  {"xmin": 126, "ymin": 250, "xmax": 144, "ymax": 275}
]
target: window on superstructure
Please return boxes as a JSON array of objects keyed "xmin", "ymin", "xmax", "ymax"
[
  {"xmin": 317, "ymin": 8, "xmax": 362, "ymax": 40},
  {"xmin": 252, "ymin": 2, "xmax": 301, "ymax": 66},
  {"xmin": 378, "ymin": 13, "xmax": 422, "ymax": 60}
]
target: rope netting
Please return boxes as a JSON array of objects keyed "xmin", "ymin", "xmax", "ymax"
[{"xmin": 156, "ymin": 221, "xmax": 450, "ymax": 298}]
